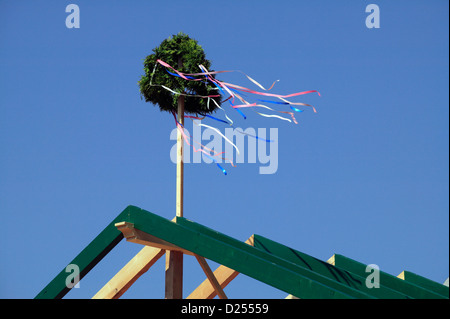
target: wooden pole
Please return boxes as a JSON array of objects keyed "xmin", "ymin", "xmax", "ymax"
[
  {"xmin": 165, "ymin": 56, "xmax": 184, "ymax": 299},
  {"xmin": 176, "ymin": 56, "xmax": 184, "ymax": 219}
]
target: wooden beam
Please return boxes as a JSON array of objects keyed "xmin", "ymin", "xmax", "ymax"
[
  {"xmin": 176, "ymin": 56, "xmax": 185, "ymax": 219},
  {"xmin": 327, "ymin": 255, "xmax": 335, "ymax": 266},
  {"xmin": 187, "ymin": 264, "xmax": 238, "ymax": 299},
  {"xmin": 92, "ymin": 246, "xmax": 165, "ymax": 299},
  {"xmin": 99, "ymin": 217, "xmax": 185, "ymax": 299},
  {"xmin": 252, "ymin": 235, "xmax": 411, "ymax": 299},
  {"xmin": 329, "ymin": 254, "xmax": 446, "ymax": 299},
  {"xmin": 165, "ymin": 250, "xmax": 183, "ymax": 299},
  {"xmin": 35, "ymin": 208, "xmax": 131, "ymax": 299},
  {"xmin": 94, "ymin": 218, "xmax": 180, "ymax": 299},
  {"xmin": 194, "ymin": 255, "xmax": 228, "ymax": 299},
  {"xmin": 166, "ymin": 56, "xmax": 185, "ymax": 299},
  {"xmin": 187, "ymin": 237, "xmax": 254, "ymax": 299},
  {"xmin": 397, "ymin": 271, "xmax": 449, "ymax": 298},
  {"xmin": 115, "ymin": 221, "xmax": 193, "ymax": 255}
]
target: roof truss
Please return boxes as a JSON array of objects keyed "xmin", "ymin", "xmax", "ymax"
[{"xmin": 35, "ymin": 205, "xmax": 449, "ymax": 299}]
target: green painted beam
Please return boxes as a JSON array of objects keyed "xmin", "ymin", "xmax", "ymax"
[
  {"xmin": 175, "ymin": 218, "xmax": 369, "ymax": 298},
  {"xmin": 331, "ymin": 254, "xmax": 446, "ymax": 299},
  {"xmin": 124, "ymin": 209, "xmax": 352, "ymax": 298},
  {"xmin": 399, "ymin": 271, "xmax": 449, "ymax": 298},
  {"xmin": 35, "ymin": 209, "xmax": 132, "ymax": 299},
  {"xmin": 139, "ymin": 213, "xmax": 374, "ymax": 299},
  {"xmin": 120, "ymin": 207, "xmax": 368, "ymax": 298},
  {"xmin": 252, "ymin": 235, "xmax": 413, "ymax": 299}
]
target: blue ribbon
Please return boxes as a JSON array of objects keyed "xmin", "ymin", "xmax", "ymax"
[
  {"xmin": 257, "ymin": 99, "xmax": 289, "ymax": 105},
  {"xmin": 290, "ymin": 106, "xmax": 304, "ymax": 113},
  {"xmin": 199, "ymin": 113, "xmax": 231, "ymax": 125},
  {"xmin": 202, "ymin": 153, "xmax": 227, "ymax": 175},
  {"xmin": 257, "ymin": 99, "xmax": 304, "ymax": 113},
  {"xmin": 165, "ymin": 69, "xmax": 196, "ymax": 80},
  {"xmin": 229, "ymin": 100, "xmax": 246, "ymax": 119}
]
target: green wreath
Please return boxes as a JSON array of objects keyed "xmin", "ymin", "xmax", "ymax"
[{"xmin": 138, "ymin": 33, "xmax": 221, "ymax": 115}]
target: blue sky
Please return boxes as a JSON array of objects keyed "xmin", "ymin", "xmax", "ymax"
[{"xmin": 0, "ymin": 1, "xmax": 448, "ymax": 299}]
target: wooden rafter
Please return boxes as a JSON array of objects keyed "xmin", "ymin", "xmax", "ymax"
[
  {"xmin": 187, "ymin": 264, "xmax": 238, "ymax": 299},
  {"xmin": 92, "ymin": 246, "xmax": 165, "ymax": 299}
]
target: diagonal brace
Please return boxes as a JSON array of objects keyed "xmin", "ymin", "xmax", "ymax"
[{"xmin": 194, "ymin": 254, "xmax": 228, "ymax": 299}]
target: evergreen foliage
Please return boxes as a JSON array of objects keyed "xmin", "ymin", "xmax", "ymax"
[{"xmin": 138, "ymin": 33, "xmax": 221, "ymax": 114}]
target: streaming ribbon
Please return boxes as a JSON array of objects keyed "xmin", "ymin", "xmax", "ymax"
[
  {"xmin": 172, "ymin": 111, "xmax": 233, "ymax": 175},
  {"xmin": 151, "ymin": 59, "xmax": 320, "ymax": 174}
]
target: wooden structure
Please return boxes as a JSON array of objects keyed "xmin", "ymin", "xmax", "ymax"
[
  {"xmin": 35, "ymin": 205, "xmax": 449, "ymax": 299},
  {"xmin": 164, "ymin": 56, "xmax": 185, "ymax": 299}
]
